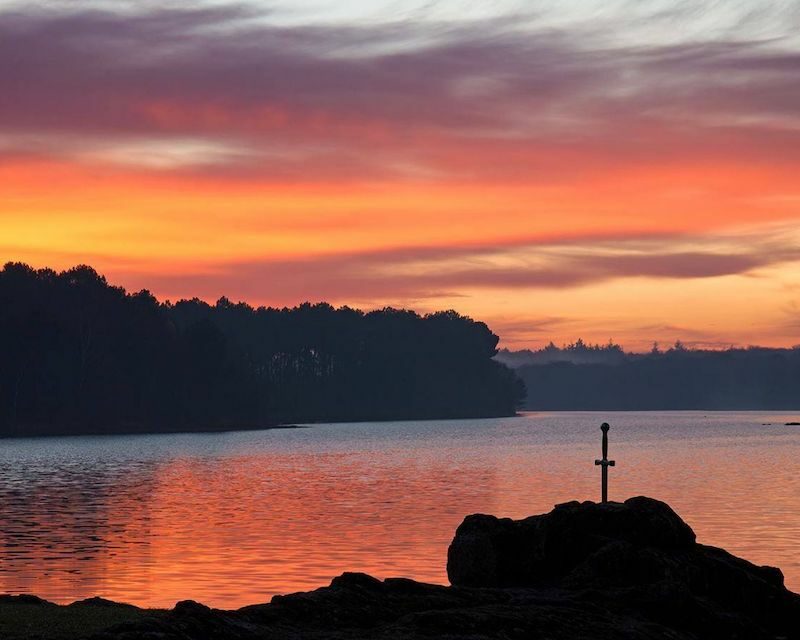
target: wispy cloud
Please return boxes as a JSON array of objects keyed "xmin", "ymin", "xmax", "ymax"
[
  {"xmin": 1, "ymin": 3, "xmax": 798, "ymax": 178},
  {"xmin": 131, "ymin": 224, "xmax": 800, "ymax": 304}
]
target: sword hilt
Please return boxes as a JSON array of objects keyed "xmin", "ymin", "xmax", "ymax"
[{"xmin": 597, "ymin": 423, "xmax": 613, "ymax": 503}]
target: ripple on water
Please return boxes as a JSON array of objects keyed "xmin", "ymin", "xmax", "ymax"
[{"xmin": 1, "ymin": 411, "xmax": 800, "ymax": 608}]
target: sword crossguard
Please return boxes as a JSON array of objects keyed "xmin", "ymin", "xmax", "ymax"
[{"xmin": 594, "ymin": 459, "xmax": 615, "ymax": 466}]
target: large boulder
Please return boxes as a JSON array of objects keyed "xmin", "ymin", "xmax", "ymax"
[
  {"xmin": 448, "ymin": 496, "xmax": 799, "ymax": 638},
  {"xmin": 447, "ymin": 496, "xmax": 696, "ymax": 587}
]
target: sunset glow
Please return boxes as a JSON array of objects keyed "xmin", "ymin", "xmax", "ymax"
[{"xmin": 2, "ymin": 0, "xmax": 799, "ymax": 349}]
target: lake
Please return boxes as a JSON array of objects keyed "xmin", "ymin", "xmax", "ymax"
[{"xmin": 1, "ymin": 411, "xmax": 800, "ymax": 608}]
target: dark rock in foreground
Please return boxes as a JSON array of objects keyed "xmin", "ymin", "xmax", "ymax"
[
  {"xmin": 11, "ymin": 497, "xmax": 800, "ymax": 639},
  {"xmin": 448, "ymin": 496, "xmax": 697, "ymax": 588},
  {"xmin": 448, "ymin": 496, "xmax": 800, "ymax": 638}
]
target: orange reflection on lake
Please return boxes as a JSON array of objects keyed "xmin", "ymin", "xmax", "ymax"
[{"xmin": 1, "ymin": 412, "xmax": 800, "ymax": 608}]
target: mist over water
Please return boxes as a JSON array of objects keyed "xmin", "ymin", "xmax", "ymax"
[{"xmin": 1, "ymin": 411, "xmax": 799, "ymax": 609}]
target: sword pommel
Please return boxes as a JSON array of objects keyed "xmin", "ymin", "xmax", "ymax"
[{"xmin": 601, "ymin": 423, "xmax": 609, "ymax": 459}]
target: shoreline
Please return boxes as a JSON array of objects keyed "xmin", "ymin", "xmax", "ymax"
[
  {"xmin": 0, "ymin": 411, "xmax": 522, "ymax": 440},
  {"xmin": 6, "ymin": 408, "xmax": 799, "ymax": 441},
  {"xmin": 0, "ymin": 422, "xmax": 306, "ymax": 441}
]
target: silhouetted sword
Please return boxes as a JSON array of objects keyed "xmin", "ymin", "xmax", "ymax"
[{"xmin": 594, "ymin": 422, "xmax": 615, "ymax": 503}]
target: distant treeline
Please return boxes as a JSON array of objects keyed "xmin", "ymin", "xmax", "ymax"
[
  {"xmin": 0, "ymin": 263, "xmax": 524, "ymax": 437},
  {"xmin": 496, "ymin": 339, "xmax": 627, "ymax": 367},
  {"xmin": 499, "ymin": 341, "xmax": 800, "ymax": 410}
]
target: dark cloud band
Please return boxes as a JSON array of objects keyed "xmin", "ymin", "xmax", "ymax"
[{"xmin": 1, "ymin": 4, "xmax": 798, "ymax": 179}]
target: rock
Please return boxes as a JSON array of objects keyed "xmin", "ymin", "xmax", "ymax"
[
  {"xmin": 786, "ymin": 422, "xmax": 800, "ymax": 425},
  {"xmin": 174, "ymin": 599, "xmax": 214, "ymax": 616},
  {"xmin": 0, "ymin": 594, "xmax": 55, "ymax": 606},
  {"xmin": 448, "ymin": 496, "xmax": 800, "ymax": 638},
  {"xmin": 68, "ymin": 597, "xmax": 139, "ymax": 609},
  {"xmin": 447, "ymin": 496, "xmax": 695, "ymax": 587},
  {"xmin": 87, "ymin": 556, "xmax": 800, "ymax": 640}
]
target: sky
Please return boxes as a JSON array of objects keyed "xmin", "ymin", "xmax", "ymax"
[{"xmin": 1, "ymin": 0, "xmax": 799, "ymax": 350}]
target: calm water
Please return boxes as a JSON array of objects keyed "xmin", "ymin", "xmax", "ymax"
[{"xmin": 2, "ymin": 411, "xmax": 800, "ymax": 608}]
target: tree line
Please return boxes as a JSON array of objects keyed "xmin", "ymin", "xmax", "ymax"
[
  {"xmin": 496, "ymin": 339, "xmax": 627, "ymax": 367},
  {"xmin": 0, "ymin": 263, "xmax": 524, "ymax": 436},
  {"xmin": 507, "ymin": 341, "xmax": 800, "ymax": 410}
]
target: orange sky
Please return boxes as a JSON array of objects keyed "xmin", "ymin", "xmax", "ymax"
[{"xmin": 1, "ymin": 1, "xmax": 799, "ymax": 350}]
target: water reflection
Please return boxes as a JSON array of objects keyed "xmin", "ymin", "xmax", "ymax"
[{"xmin": 1, "ymin": 412, "xmax": 800, "ymax": 608}]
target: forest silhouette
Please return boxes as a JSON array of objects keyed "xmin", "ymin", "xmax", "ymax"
[
  {"xmin": 0, "ymin": 263, "xmax": 524, "ymax": 437},
  {"xmin": 499, "ymin": 341, "xmax": 800, "ymax": 410}
]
